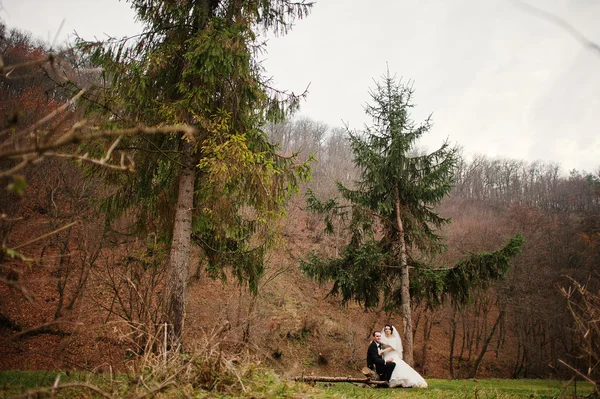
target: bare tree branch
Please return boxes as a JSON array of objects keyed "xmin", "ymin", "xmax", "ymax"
[
  {"xmin": 1, "ymin": 124, "xmax": 198, "ymax": 160},
  {"xmin": 0, "ymin": 276, "xmax": 33, "ymax": 302},
  {"xmin": 511, "ymin": 0, "xmax": 600, "ymax": 56},
  {"xmin": 44, "ymin": 151, "xmax": 134, "ymax": 172},
  {"xmin": 13, "ymin": 221, "xmax": 78, "ymax": 250},
  {"xmin": 0, "ymin": 88, "xmax": 87, "ymax": 146},
  {"xmin": 558, "ymin": 359, "xmax": 597, "ymax": 387}
]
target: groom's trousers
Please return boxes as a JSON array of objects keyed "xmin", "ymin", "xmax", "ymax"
[{"xmin": 374, "ymin": 361, "xmax": 396, "ymax": 382}]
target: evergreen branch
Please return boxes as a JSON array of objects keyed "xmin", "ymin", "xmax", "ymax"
[
  {"xmin": 191, "ymin": 234, "xmax": 253, "ymax": 255},
  {"xmin": 79, "ymin": 23, "xmax": 194, "ymax": 49},
  {"xmin": 138, "ymin": 134, "xmax": 188, "ymax": 169}
]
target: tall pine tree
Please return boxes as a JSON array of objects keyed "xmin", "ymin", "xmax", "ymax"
[
  {"xmin": 83, "ymin": 0, "xmax": 312, "ymax": 348},
  {"xmin": 302, "ymin": 71, "xmax": 523, "ymax": 365}
]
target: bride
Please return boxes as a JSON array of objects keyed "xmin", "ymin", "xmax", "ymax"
[{"xmin": 379, "ymin": 325, "xmax": 428, "ymax": 388}]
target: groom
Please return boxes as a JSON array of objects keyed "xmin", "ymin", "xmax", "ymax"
[{"xmin": 366, "ymin": 331, "xmax": 396, "ymax": 383}]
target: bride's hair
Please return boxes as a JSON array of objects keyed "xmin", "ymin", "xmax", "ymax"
[{"xmin": 385, "ymin": 324, "xmax": 394, "ymax": 334}]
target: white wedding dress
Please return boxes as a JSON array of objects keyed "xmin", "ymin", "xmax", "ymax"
[{"xmin": 380, "ymin": 326, "xmax": 428, "ymax": 388}]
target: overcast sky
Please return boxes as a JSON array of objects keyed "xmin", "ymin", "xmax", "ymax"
[{"xmin": 2, "ymin": 0, "xmax": 599, "ymax": 174}]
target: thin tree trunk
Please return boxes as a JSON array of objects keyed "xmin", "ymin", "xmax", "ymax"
[
  {"xmin": 421, "ymin": 312, "xmax": 433, "ymax": 375},
  {"xmin": 54, "ymin": 234, "xmax": 72, "ymax": 320},
  {"xmin": 67, "ymin": 243, "xmax": 101, "ymax": 311},
  {"xmin": 469, "ymin": 306, "xmax": 506, "ymax": 378},
  {"xmin": 513, "ymin": 339, "xmax": 523, "ymax": 378},
  {"xmin": 495, "ymin": 309, "xmax": 505, "ymax": 359},
  {"xmin": 459, "ymin": 310, "xmax": 467, "ymax": 359},
  {"xmin": 395, "ymin": 185, "xmax": 413, "ymax": 366},
  {"xmin": 449, "ymin": 307, "xmax": 458, "ymax": 379},
  {"xmin": 165, "ymin": 139, "xmax": 195, "ymax": 349}
]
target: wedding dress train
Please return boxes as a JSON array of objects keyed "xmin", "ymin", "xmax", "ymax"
[{"xmin": 381, "ymin": 326, "xmax": 428, "ymax": 388}]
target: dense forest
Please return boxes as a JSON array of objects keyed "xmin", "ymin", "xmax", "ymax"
[{"xmin": 1, "ymin": 3, "xmax": 600, "ymax": 397}]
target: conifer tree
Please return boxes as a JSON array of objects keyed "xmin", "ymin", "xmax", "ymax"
[
  {"xmin": 302, "ymin": 72, "xmax": 523, "ymax": 365},
  {"xmin": 83, "ymin": 0, "xmax": 312, "ymax": 348}
]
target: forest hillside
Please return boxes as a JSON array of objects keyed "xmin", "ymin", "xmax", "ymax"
[
  {"xmin": 2, "ymin": 121, "xmax": 599, "ymax": 380},
  {"xmin": 1, "ymin": 12, "xmax": 599, "ymax": 385}
]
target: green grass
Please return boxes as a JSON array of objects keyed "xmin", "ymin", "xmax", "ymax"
[
  {"xmin": 0, "ymin": 370, "xmax": 91, "ymax": 397},
  {"xmin": 0, "ymin": 370, "xmax": 68, "ymax": 389},
  {"xmin": 317, "ymin": 378, "xmax": 595, "ymax": 399},
  {"xmin": 0, "ymin": 371, "xmax": 594, "ymax": 398}
]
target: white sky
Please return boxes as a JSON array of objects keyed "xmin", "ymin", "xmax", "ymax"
[{"xmin": 2, "ymin": 0, "xmax": 599, "ymax": 174}]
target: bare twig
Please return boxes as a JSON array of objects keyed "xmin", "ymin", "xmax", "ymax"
[
  {"xmin": 1, "ymin": 124, "xmax": 198, "ymax": 160},
  {"xmin": 44, "ymin": 151, "xmax": 134, "ymax": 172},
  {"xmin": 0, "ymin": 158, "xmax": 33, "ymax": 178},
  {"xmin": 13, "ymin": 221, "xmax": 77, "ymax": 250},
  {"xmin": 511, "ymin": 0, "xmax": 600, "ymax": 56},
  {"xmin": 102, "ymin": 135, "xmax": 123, "ymax": 163},
  {"xmin": 558, "ymin": 359, "xmax": 597, "ymax": 387},
  {"xmin": 0, "ymin": 88, "xmax": 88, "ymax": 146},
  {"xmin": 559, "ymin": 276, "xmax": 600, "ymax": 391},
  {"xmin": 0, "ymin": 214, "xmax": 24, "ymax": 222},
  {"xmin": 0, "ymin": 276, "xmax": 33, "ymax": 302},
  {"xmin": 229, "ymin": 362, "xmax": 247, "ymax": 393},
  {"xmin": 1, "ymin": 53, "xmax": 55, "ymax": 76},
  {"xmin": 134, "ymin": 381, "xmax": 176, "ymax": 399}
]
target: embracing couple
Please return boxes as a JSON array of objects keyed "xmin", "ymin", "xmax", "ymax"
[{"xmin": 366, "ymin": 325, "xmax": 428, "ymax": 388}]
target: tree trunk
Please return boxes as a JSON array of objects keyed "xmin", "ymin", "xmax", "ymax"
[
  {"xmin": 395, "ymin": 185, "xmax": 413, "ymax": 366},
  {"xmin": 291, "ymin": 375, "xmax": 387, "ymax": 386},
  {"xmin": 469, "ymin": 305, "xmax": 506, "ymax": 378},
  {"xmin": 165, "ymin": 139, "xmax": 196, "ymax": 349},
  {"xmin": 449, "ymin": 307, "xmax": 458, "ymax": 379},
  {"xmin": 54, "ymin": 235, "xmax": 72, "ymax": 320},
  {"xmin": 421, "ymin": 312, "xmax": 433, "ymax": 375}
]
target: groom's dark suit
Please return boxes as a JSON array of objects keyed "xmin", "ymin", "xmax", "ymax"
[{"xmin": 367, "ymin": 340, "xmax": 396, "ymax": 382}]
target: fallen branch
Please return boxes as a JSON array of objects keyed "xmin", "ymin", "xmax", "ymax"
[
  {"xmin": 290, "ymin": 375, "xmax": 387, "ymax": 386},
  {"xmin": 12, "ymin": 320, "xmax": 84, "ymax": 340}
]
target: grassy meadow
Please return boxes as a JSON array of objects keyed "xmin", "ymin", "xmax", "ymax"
[
  {"xmin": 0, "ymin": 370, "xmax": 594, "ymax": 398},
  {"xmin": 320, "ymin": 378, "xmax": 594, "ymax": 399}
]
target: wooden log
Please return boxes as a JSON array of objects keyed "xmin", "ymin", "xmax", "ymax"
[{"xmin": 290, "ymin": 375, "xmax": 387, "ymax": 386}]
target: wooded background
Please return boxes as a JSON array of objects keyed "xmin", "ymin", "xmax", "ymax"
[{"xmin": 1, "ymin": 8, "xmax": 599, "ymax": 385}]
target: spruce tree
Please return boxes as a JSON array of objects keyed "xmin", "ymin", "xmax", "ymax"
[
  {"xmin": 302, "ymin": 71, "xmax": 523, "ymax": 365},
  {"xmin": 83, "ymin": 0, "xmax": 312, "ymax": 348}
]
